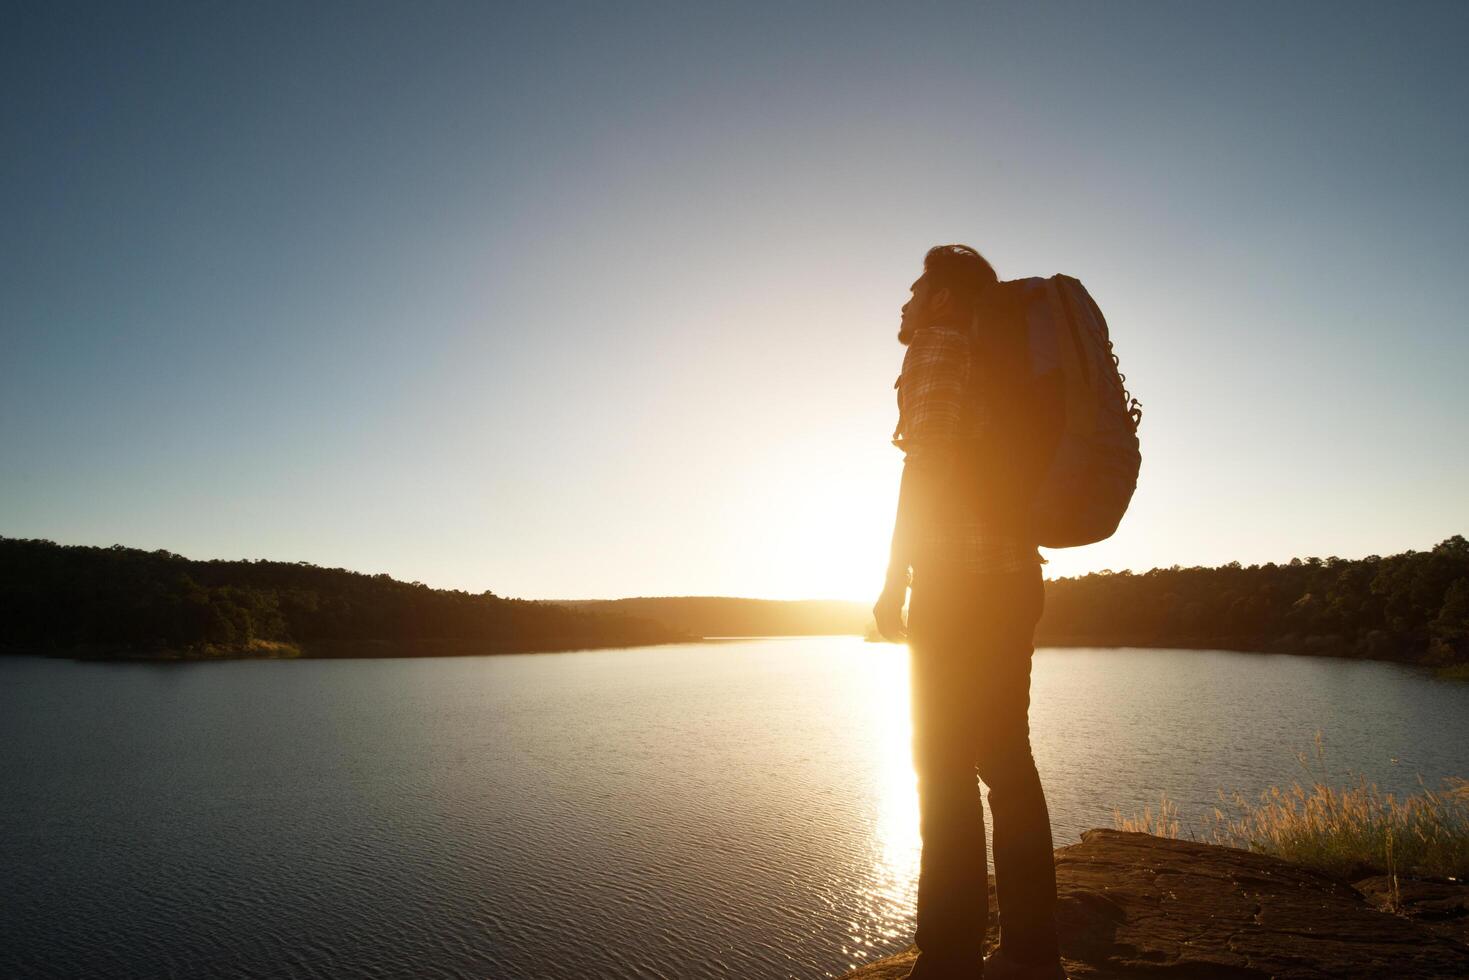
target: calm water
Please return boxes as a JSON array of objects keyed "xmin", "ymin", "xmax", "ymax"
[{"xmin": 2, "ymin": 641, "xmax": 1466, "ymax": 979}]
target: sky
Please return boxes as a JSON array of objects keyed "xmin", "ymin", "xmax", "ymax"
[{"xmin": 3, "ymin": 1, "xmax": 1466, "ymax": 602}]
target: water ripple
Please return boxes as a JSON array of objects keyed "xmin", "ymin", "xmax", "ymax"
[{"xmin": 2, "ymin": 642, "xmax": 1466, "ymax": 978}]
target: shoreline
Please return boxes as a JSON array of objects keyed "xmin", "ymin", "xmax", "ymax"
[
  {"xmin": 5, "ymin": 635, "xmax": 1467, "ymax": 672},
  {"xmin": 0, "ymin": 634, "xmax": 703, "ymax": 663}
]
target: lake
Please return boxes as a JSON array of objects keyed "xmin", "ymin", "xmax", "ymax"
[{"xmin": 2, "ymin": 641, "xmax": 1466, "ymax": 979}]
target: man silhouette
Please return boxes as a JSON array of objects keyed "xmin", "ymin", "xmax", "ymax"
[{"xmin": 874, "ymin": 245, "xmax": 1066, "ymax": 980}]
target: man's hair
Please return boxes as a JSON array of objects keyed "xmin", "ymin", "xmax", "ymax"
[{"xmin": 921, "ymin": 244, "xmax": 999, "ymax": 311}]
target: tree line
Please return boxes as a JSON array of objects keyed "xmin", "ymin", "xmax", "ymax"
[
  {"xmin": 1035, "ymin": 536, "xmax": 1469, "ymax": 665},
  {"xmin": 4, "ymin": 535, "xmax": 1465, "ymax": 665},
  {"xmin": 0, "ymin": 537, "xmax": 686, "ymax": 659}
]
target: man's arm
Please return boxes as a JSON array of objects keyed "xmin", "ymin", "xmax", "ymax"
[
  {"xmin": 873, "ymin": 455, "xmax": 949, "ymax": 640},
  {"xmin": 875, "ymin": 327, "xmax": 968, "ymax": 638},
  {"xmin": 883, "ymin": 463, "xmax": 917, "ymax": 594},
  {"xmin": 883, "ymin": 450, "xmax": 947, "ymax": 591}
]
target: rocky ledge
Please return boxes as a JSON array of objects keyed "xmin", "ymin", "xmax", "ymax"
[{"xmin": 841, "ymin": 829, "xmax": 1469, "ymax": 979}]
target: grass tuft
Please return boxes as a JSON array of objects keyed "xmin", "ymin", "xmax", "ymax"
[
  {"xmin": 1114, "ymin": 793, "xmax": 1181, "ymax": 839},
  {"xmin": 1114, "ymin": 733, "xmax": 1469, "ymax": 879}
]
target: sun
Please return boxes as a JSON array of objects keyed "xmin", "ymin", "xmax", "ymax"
[
  {"xmin": 785, "ymin": 462, "xmax": 897, "ymax": 602},
  {"xmin": 720, "ymin": 423, "xmax": 901, "ymax": 602}
]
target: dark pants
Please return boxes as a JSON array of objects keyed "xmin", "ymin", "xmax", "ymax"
[{"xmin": 907, "ymin": 561, "xmax": 1059, "ymax": 967}]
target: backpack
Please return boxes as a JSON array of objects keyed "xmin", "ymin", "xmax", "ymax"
[{"xmin": 988, "ymin": 275, "xmax": 1142, "ymax": 549}]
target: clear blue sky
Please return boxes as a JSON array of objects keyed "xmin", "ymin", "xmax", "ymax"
[{"xmin": 3, "ymin": 1, "xmax": 1466, "ymax": 600}]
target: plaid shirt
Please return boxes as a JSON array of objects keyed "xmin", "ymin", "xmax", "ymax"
[{"xmin": 892, "ymin": 321, "xmax": 1040, "ymax": 575}]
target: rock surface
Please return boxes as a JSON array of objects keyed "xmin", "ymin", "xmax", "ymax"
[
  {"xmin": 841, "ymin": 829, "xmax": 1469, "ymax": 979},
  {"xmin": 1354, "ymin": 872, "xmax": 1469, "ymax": 946}
]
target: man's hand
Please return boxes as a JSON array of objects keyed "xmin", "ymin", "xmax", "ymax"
[{"xmin": 872, "ymin": 581, "xmax": 909, "ymax": 643}]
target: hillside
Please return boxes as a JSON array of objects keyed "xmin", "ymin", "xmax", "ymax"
[
  {"xmin": 1036, "ymin": 536, "xmax": 1469, "ymax": 666},
  {"xmin": 554, "ymin": 537, "xmax": 1469, "ymax": 668},
  {"xmin": 546, "ymin": 596, "xmax": 869, "ymax": 638},
  {"xmin": 0, "ymin": 537, "xmax": 687, "ymax": 660},
  {"xmin": 5, "ymin": 535, "xmax": 1465, "ymax": 667}
]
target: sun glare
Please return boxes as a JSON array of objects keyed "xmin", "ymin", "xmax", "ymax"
[
  {"xmin": 850, "ymin": 641, "xmax": 921, "ymax": 950},
  {"xmin": 785, "ymin": 468, "xmax": 896, "ymax": 602}
]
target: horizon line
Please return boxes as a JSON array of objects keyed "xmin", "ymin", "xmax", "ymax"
[{"xmin": 5, "ymin": 531, "xmax": 1461, "ymax": 606}]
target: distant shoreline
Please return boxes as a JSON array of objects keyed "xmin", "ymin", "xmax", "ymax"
[
  {"xmin": 7, "ymin": 636, "xmax": 1468, "ymax": 679},
  {"xmin": 1, "ymin": 635, "xmax": 699, "ymax": 663},
  {"xmin": 6, "ymin": 534, "xmax": 1465, "ymax": 670}
]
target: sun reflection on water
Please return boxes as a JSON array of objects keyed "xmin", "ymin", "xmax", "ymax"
[{"xmin": 844, "ymin": 642, "xmax": 920, "ymax": 959}]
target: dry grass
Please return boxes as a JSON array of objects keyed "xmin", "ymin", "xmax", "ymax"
[
  {"xmin": 1114, "ymin": 794, "xmax": 1181, "ymax": 839},
  {"xmin": 1115, "ymin": 734, "xmax": 1469, "ymax": 880}
]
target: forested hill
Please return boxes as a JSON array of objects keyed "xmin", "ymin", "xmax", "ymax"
[
  {"xmin": 1036, "ymin": 536, "xmax": 1469, "ymax": 666},
  {"xmin": 546, "ymin": 597, "xmax": 869, "ymax": 638},
  {"xmin": 0, "ymin": 537, "xmax": 687, "ymax": 660},
  {"xmin": 555, "ymin": 538, "xmax": 1469, "ymax": 668},
  {"xmin": 4, "ymin": 535, "xmax": 1465, "ymax": 666}
]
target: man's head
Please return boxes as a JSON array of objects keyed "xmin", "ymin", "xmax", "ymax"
[{"xmin": 898, "ymin": 244, "xmax": 999, "ymax": 344}]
